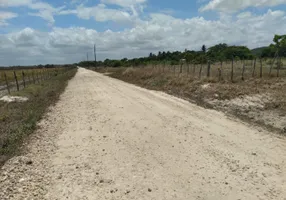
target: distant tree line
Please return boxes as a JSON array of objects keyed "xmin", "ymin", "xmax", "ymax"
[
  {"xmin": 78, "ymin": 34, "xmax": 286, "ymax": 68},
  {"xmin": 0, "ymin": 64, "xmax": 76, "ymax": 70}
]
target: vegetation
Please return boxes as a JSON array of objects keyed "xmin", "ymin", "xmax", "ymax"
[
  {"xmin": 78, "ymin": 34, "xmax": 285, "ymax": 68},
  {"xmin": 0, "ymin": 68, "xmax": 77, "ymax": 165},
  {"xmin": 79, "ymin": 44, "xmax": 254, "ymax": 67},
  {"xmin": 251, "ymin": 47, "xmax": 268, "ymax": 57},
  {"xmin": 261, "ymin": 35, "xmax": 286, "ymax": 58}
]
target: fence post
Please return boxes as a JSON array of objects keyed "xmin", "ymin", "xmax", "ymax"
[
  {"xmin": 173, "ymin": 65, "xmax": 175, "ymax": 74},
  {"xmin": 41, "ymin": 70, "xmax": 45, "ymax": 81},
  {"xmin": 36, "ymin": 72, "xmax": 40, "ymax": 83},
  {"xmin": 180, "ymin": 63, "xmax": 183, "ymax": 73},
  {"xmin": 252, "ymin": 58, "xmax": 256, "ymax": 77},
  {"xmin": 220, "ymin": 61, "xmax": 223, "ymax": 80},
  {"xmin": 218, "ymin": 62, "xmax": 222, "ymax": 81},
  {"xmin": 22, "ymin": 71, "xmax": 26, "ymax": 88},
  {"xmin": 187, "ymin": 63, "xmax": 190, "ymax": 74},
  {"xmin": 40, "ymin": 70, "xmax": 43, "ymax": 81},
  {"xmin": 241, "ymin": 60, "xmax": 245, "ymax": 81},
  {"xmin": 259, "ymin": 58, "xmax": 263, "ymax": 78},
  {"xmin": 32, "ymin": 72, "xmax": 36, "ymax": 84},
  {"xmin": 207, "ymin": 61, "xmax": 211, "ymax": 77},
  {"xmin": 13, "ymin": 71, "xmax": 19, "ymax": 91},
  {"xmin": 4, "ymin": 72, "xmax": 10, "ymax": 95},
  {"xmin": 277, "ymin": 57, "xmax": 281, "ymax": 77},
  {"xmin": 28, "ymin": 72, "xmax": 31, "ymax": 84},
  {"xmin": 269, "ymin": 56, "xmax": 277, "ymax": 76},
  {"xmin": 193, "ymin": 64, "xmax": 196, "ymax": 76},
  {"xmin": 231, "ymin": 57, "xmax": 234, "ymax": 82},
  {"xmin": 199, "ymin": 64, "xmax": 203, "ymax": 79}
]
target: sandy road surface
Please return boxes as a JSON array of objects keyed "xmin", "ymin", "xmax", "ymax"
[{"xmin": 1, "ymin": 68, "xmax": 286, "ymax": 200}]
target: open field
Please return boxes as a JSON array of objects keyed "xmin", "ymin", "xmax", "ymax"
[
  {"xmin": 0, "ymin": 68, "xmax": 285, "ymax": 200},
  {"xmin": 0, "ymin": 68, "xmax": 77, "ymax": 165},
  {"xmin": 95, "ymin": 66, "xmax": 286, "ymax": 134}
]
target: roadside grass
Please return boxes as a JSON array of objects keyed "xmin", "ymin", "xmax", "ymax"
[{"xmin": 0, "ymin": 68, "xmax": 77, "ymax": 165}]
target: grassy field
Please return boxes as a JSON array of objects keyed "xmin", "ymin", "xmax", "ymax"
[{"xmin": 0, "ymin": 68, "xmax": 77, "ymax": 165}]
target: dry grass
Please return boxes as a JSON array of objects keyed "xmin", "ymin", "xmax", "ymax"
[{"xmin": 154, "ymin": 59, "xmax": 286, "ymax": 82}]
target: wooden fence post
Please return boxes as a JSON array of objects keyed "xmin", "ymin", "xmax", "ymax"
[
  {"xmin": 218, "ymin": 67, "xmax": 222, "ymax": 82},
  {"xmin": 269, "ymin": 53, "xmax": 278, "ymax": 76},
  {"xmin": 36, "ymin": 72, "xmax": 40, "ymax": 83},
  {"xmin": 199, "ymin": 64, "xmax": 203, "ymax": 79},
  {"xmin": 277, "ymin": 57, "xmax": 281, "ymax": 77},
  {"xmin": 40, "ymin": 70, "xmax": 43, "ymax": 81},
  {"xmin": 173, "ymin": 65, "xmax": 176, "ymax": 74},
  {"xmin": 241, "ymin": 60, "xmax": 245, "ymax": 81},
  {"xmin": 193, "ymin": 64, "xmax": 196, "ymax": 76},
  {"xmin": 187, "ymin": 63, "xmax": 190, "ymax": 74},
  {"xmin": 252, "ymin": 58, "xmax": 256, "ymax": 77},
  {"xmin": 13, "ymin": 71, "xmax": 19, "ymax": 91},
  {"xmin": 22, "ymin": 71, "xmax": 26, "ymax": 88},
  {"xmin": 28, "ymin": 72, "xmax": 31, "ymax": 84},
  {"xmin": 180, "ymin": 63, "xmax": 183, "ymax": 73},
  {"xmin": 231, "ymin": 57, "xmax": 234, "ymax": 82},
  {"xmin": 259, "ymin": 58, "xmax": 263, "ymax": 78},
  {"xmin": 207, "ymin": 61, "xmax": 211, "ymax": 77},
  {"xmin": 42, "ymin": 70, "xmax": 44, "ymax": 81},
  {"xmin": 4, "ymin": 72, "xmax": 10, "ymax": 95},
  {"xmin": 220, "ymin": 61, "xmax": 223, "ymax": 80},
  {"xmin": 32, "ymin": 72, "xmax": 36, "ymax": 84}
]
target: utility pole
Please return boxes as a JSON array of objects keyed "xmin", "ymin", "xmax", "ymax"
[{"xmin": 94, "ymin": 44, "xmax": 97, "ymax": 67}]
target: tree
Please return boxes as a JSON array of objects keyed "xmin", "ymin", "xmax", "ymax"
[
  {"xmin": 273, "ymin": 34, "xmax": 286, "ymax": 57},
  {"xmin": 207, "ymin": 43, "xmax": 228, "ymax": 61},
  {"xmin": 202, "ymin": 45, "xmax": 206, "ymax": 53}
]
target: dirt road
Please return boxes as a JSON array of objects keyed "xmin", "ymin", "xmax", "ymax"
[{"xmin": 1, "ymin": 68, "xmax": 286, "ymax": 200}]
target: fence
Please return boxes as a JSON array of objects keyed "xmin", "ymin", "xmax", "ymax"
[
  {"xmin": 0, "ymin": 67, "xmax": 71, "ymax": 97},
  {"xmin": 142, "ymin": 58, "xmax": 286, "ymax": 82}
]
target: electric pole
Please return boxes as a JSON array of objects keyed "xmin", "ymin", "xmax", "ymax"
[{"xmin": 94, "ymin": 44, "xmax": 97, "ymax": 67}]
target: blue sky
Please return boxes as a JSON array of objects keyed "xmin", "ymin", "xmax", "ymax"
[{"xmin": 0, "ymin": 0, "xmax": 286, "ymax": 65}]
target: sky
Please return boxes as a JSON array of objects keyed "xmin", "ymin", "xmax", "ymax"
[{"xmin": 0, "ymin": 0, "xmax": 286, "ymax": 66}]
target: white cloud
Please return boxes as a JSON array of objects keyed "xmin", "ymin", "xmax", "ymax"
[
  {"xmin": 0, "ymin": 11, "xmax": 18, "ymax": 26},
  {"xmin": 100, "ymin": 0, "xmax": 146, "ymax": 7},
  {"xmin": 0, "ymin": 0, "xmax": 65, "ymax": 25},
  {"xmin": 100, "ymin": 0, "xmax": 146, "ymax": 17},
  {"xmin": 1, "ymin": 0, "xmax": 144, "ymax": 25},
  {"xmin": 0, "ymin": 0, "xmax": 32, "ymax": 7},
  {"xmin": 59, "ymin": 4, "xmax": 138, "ymax": 24},
  {"xmin": 0, "ymin": 9, "xmax": 285, "ymax": 65},
  {"xmin": 200, "ymin": 0, "xmax": 286, "ymax": 12}
]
